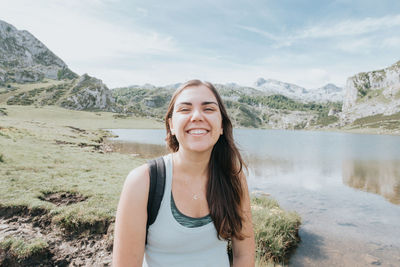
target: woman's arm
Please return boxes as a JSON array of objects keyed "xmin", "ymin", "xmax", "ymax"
[
  {"xmin": 112, "ymin": 164, "xmax": 150, "ymax": 267},
  {"xmin": 232, "ymin": 172, "xmax": 255, "ymax": 267}
]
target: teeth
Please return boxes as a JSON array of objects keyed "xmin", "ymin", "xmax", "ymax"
[{"xmin": 189, "ymin": 129, "xmax": 207, "ymax": 134}]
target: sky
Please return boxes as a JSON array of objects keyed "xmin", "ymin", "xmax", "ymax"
[{"xmin": 1, "ymin": 0, "xmax": 400, "ymax": 89}]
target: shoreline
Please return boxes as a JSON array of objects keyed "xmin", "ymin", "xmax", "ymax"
[{"xmin": 1, "ymin": 105, "xmax": 399, "ymax": 137}]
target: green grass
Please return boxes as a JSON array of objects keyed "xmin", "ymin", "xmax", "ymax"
[
  {"xmin": 352, "ymin": 112, "xmax": 400, "ymax": 130},
  {"xmin": 251, "ymin": 196, "xmax": 301, "ymax": 264},
  {"xmin": 314, "ymin": 115, "xmax": 339, "ymax": 126},
  {"xmin": 0, "ymin": 79, "xmax": 65, "ymax": 104},
  {"xmin": 0, "ymin": 105, "xmax": 163, "ymax": 129},
  {"xmin": 355, "ymin": 88, "xmax": 392, "ymax": 104},
  {"xmin": 0, "ymin": 237, "xmax": 49, "ymax": 261},
  {"xmin": 0, "ymin": 105, "xmax": 162, "ymax": 234}
]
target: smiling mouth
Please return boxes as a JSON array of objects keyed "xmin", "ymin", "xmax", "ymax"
[{"xmin": 186, "ymin": 129, "xmax": 209, "ymax": 135}]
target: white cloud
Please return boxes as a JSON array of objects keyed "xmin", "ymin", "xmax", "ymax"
[
  {"xmin": 236, "ymin": 25, "xmax": 294, "ymax": 48},
  {"xmin": 92, "ymin": 52, "xmax": 347, "ymax": 89},
  {"xmin": 299, "ymin": 14, "xmax": 400, "ymax": 39},
  {"xmin": 0, "ymin": 0, "xmax": 177, "ymax": 66},
  {"xmin": 2, "ymin": 0, "xmax": 396, "ymax": 89},
  {"xmin": 238, "ymin": 14, "xmax": 400, "ymax": 49},
  {"xmin": 335, "ymin": 38, "xmax": 373, "ymax": 53},
  {"xmin": 136, "ymin": 7, "xmax": 148, "ymax": 17},
  {"xmin": 236, "ymin": 25, "xmax": 280, "ymax": 41},
  {"xmin": 382, "ymin": 36, "xmax": 400, "ymax": 48}
]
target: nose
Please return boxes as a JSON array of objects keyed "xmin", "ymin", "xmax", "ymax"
[{"xmin": 191, "ymin": 108, "xmax": 204, "ymax": 121}]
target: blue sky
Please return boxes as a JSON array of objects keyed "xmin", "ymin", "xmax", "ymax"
[{"xmin": 1, "ymin": 0, "xmax": 400, "ymax": 89}]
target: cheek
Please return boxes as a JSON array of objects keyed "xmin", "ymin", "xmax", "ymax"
[{"xmin": 171, "ymin": 115, "xmax": 185, "ymax": 131}]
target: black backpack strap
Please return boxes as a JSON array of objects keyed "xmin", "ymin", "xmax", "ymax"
[{"xmin": 146, "ymin": 156, "xmax": 166, "ymax": 244}]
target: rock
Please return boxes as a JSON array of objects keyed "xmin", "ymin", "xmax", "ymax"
[
  {"xmin": 0, "ymin": 19, "xmax": 77, "ymax": 83},
  {"xmin": 340, "ymin": 61, "xmax": 400, "ymax": 124},
  {"xmin": 253, "ymin": 78, "xmax": 344, "ymax": 103},
  {"xmin": 364, "ymin": 254, "xmax": 381, "ymax": 265},
  {"xmin": 328, "ymin": 108, "xmax": 338, "ymax": 116},
  {"xmin": 60, "ymin": 74, "xmax": 118, "ymax": 112}
]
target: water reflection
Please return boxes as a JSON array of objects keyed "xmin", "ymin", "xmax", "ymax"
[
  {"xmin": 342, "ymin": 160, "xmax": 400, "ymax": 205},
  {"xmin": 106, "ymin": 139, "xmax": 400, "ymax": 207},
  {"xmin": 106, "ymin": 129, "xmax": 400, "ymax": 266},
  {"xmin": 242, "ymin": 152, "xmax": 295, "ymax": 177}
]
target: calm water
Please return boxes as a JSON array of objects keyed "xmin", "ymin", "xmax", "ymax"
[{"xmin": 107, "ymin": 129, "xmax": 400, "ymax": 266}]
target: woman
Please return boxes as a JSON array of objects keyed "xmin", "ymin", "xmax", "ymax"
[{"xmin": 113, "ymin": 80, "xmax": 255, "ymax": 267}]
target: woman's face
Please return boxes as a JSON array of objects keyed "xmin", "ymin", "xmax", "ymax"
[{"xmin": 169, "ymin": 85, "xmax": 223, "ymax": 154}]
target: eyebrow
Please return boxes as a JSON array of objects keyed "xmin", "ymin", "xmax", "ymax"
[{"xmin": 176, "ymin": 101, "xmax": 218, "ymax": 106}]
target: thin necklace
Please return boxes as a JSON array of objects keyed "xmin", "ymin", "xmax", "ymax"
[
  {"xmin": 183, "ymin": 178, "xmax": 202, "ymax": 200},
  {"xmin": 173, "ymin": 153, "xmax": 203, "ymax": 200}
]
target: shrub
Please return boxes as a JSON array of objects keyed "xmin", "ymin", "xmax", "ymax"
[
  {"xmin": 227, "ymin": 196, "xmax": 301, "ymax": 265},
  {"xmin": 251, "ymin": 196, "xmax": 301, "ymax": 264}
]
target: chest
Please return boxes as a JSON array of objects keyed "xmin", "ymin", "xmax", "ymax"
[{"xmin": 171, "ymin": 177, "xmax": 210, "ymax": 218}]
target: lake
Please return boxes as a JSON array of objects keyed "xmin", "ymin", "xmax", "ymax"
[{"xmin": 106, "ymin": 129, "xmax": 400, "ymax": 266}]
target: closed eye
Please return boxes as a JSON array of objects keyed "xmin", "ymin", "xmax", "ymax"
[{"xmin": 177, "ymin": 107, "xmax": 191, "ymax": 112}]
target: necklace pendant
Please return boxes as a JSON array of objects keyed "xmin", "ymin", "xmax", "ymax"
[{"xmin": 193, "ymin": 194, "xmax": 199, "ymax": 200}]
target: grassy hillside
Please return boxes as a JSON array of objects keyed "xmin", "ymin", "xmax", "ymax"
[
  {"xmin": 2, "ymin": 79, "xmax": 399, "ymax": 134},
  {"xmin": 112, "ymin": 84, "xmax": 341, "ymax": 129}
]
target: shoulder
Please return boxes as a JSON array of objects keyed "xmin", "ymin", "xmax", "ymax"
[
  {"xmin": 125, "ymin": 163, "xmax": 150, "ymax": 187},
  {"xmin": 120, "ymin": 163, "xmax": 150, "ymax": 204}
]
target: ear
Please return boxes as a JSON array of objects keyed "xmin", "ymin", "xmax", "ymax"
[
  {"xmin": 169, "ymin": 118, "xmax": 175, "ymax": 135},
  {"xmin": 220, "ymin": 126, "xmax": 223, "ymax": 135}
]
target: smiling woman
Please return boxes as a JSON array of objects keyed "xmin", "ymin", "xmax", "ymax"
[
  {"xmin": 168, "ymin": 85, "xmax": 224, "ymax": 154},
  {"xmin": 112, "ymin": 80, "xmax": 255, "ymax": 267}
]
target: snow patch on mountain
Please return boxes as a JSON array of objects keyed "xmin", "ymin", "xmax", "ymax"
[{"xmin": 253, "ymin": 78, "xmax": 344, "ymax": 103}]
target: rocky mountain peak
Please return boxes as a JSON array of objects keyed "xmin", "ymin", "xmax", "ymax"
[
  {"xmin": 340, "ymin": 60, "xmax": 400, "ymax": 124},
  {"xmin": 252, "ymin": 78, "xmax": 344, "ymax": 103},
  {"xmin": 319, "ymin": 83, "xmax": 342, "ymax": 93},
  {"xmin": 0, "ymin": 19, "xmax": 77, "ymax": 84},
  {"xmin": 60, "ymin": 73, "xmax": 117, "ymax": 112},
  {"xmin": 254, "ymin": 77, "xmax": 267, "ymax": 87}
]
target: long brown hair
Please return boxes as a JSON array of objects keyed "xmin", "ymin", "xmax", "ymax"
[{"xmin": 165, "ymin": 80, "xmax": 246, "ymax": 240}]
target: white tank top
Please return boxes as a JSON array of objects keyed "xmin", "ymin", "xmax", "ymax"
[{"xmin": 143, "ymin": 154, "xmax": 229, "ymax": 267}]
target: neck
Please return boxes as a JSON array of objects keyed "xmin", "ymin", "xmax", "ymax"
[{"xmin": 173, "ymin": 149, "xmax": 212, "ymax": 180}]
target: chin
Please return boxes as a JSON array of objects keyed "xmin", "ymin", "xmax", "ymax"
[{"xmin": 185, "ymin": 144, "xmax": 215, "ymax": 154}]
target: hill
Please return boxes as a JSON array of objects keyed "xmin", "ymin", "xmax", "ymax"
[
  {"xmin": 0, "ymin": 20, "xmax": 116, "ymax": 112},
  {"xmin": 0, "ymin": 19, "xmax": 77, "ymax": 84},
  {"xmin": 339, "ymin": 61, "xmax": 400, "ymax": 132}
]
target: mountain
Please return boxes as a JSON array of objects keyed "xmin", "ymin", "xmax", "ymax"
[
  {"xmin": 309, "ymin": 83, "xmax": 344, "ymax": 103},
  {"xmin": 340, "ymin": 61, "xmax": 400, "ymax": 125},
  {"xmin": 0, "ymin": 20, "xmax": 77, "ymax": 84},
  {"xmin": 253, "ymin": 78, "xmax": 344, "ymax": 103},
  {"xmin": 4, "ymin": 19, "xmax": 397, "ymax": 132},
  {"xmin": 60, "ymin": 74, "xmax": 118, "ymax": 112},
  {"xmin": 0, "ymin": 20, "xmax": 116, "ymax": 112},
  {"xmin": 112, "ymin": 82, "xmax": 340, "ymax": 129},
  {"xmin": 254, "ymin": 78, "xmax": 308, "ymax": 97}
]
